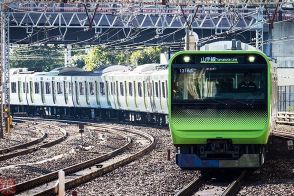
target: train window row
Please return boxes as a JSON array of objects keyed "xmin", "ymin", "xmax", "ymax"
[{"xmin": 11, "ymin": 80, "xmax": 168, "ymax": 98}]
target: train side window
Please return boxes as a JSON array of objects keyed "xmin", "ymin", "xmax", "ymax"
[
  {"xmin": 113, "ymin": 82, "xmax": 116, "ymax": 95},
  {"xmin": 57, "ymin": 82, "xmax": 62, "ymax": 94},
  {"xmin": 110, "ymin": 82, "xmax": 113, "ymax": 95},
  {"xmin": 69, "ymin": 82, "xmax": 72, "ymax": 95},
  {"xmin": 45, "ymin": 82, "xmax": 51, "ymax": 94},
  {"xmin": 79, "ymin": 82, "xmax": 84, "ymax": 95},
  {"xmin": 100, "ymin": 82, "xmax": 105, "ymax": 95},
  {"xmin": 18, "ymin": 81, "xmax": 21, "ymax": 94},
  {"xmin": 120, "ymin": 82, "xmax": 124, "ymax": 96},
  {"xmin": 89, "ymin": 82, "xmax": 94, "ymax": 95},
  {"xmin": 162, "ymin": 82, "xmax": 165, "ymax": 98},
  {"xmin": 35, "ymin": 82, "xmax": 39, "ymax": 94},
  {"xmin": 155, "ymin": 82, "xmax": 159, "ymax": 97},
  {"xmin": 165, "ymin": 80, "xmax": 168, "ymax": 98},
  {"xmin": 11, "ymin": 82, "xmax": 16, "ymax": 93},
  {"xmin": 85, "ymin": 81, "xmax": 88, "ymax": 95},
  {"xmin": 23, "ymin": 82, "xmax": 26, "ymax": 93},
  {"xmin": 138, "ymin": 82, "xmax": 142, "ymax": 97},
  {"xmin": 129, "ymin": 82, "xmax": 133, "ymax": 96}
]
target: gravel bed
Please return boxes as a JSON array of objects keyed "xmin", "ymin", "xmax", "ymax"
[
  {"xmin": 239, "ymin": 126, "xmax": 294, "ymax": 196},
  {"xmin": 68, "ymin": 125, "xmax": 196, "ymax": 196},
  {"xmin": 0, "ymin": 122, "xmax": 43, "ymax": 149},
  {"xmin": 276, "ymin": 124, "xmax": 294, "ymax": 134},
  {"xmin": 0, "ymin": 122, "xmax": 126, "ymax": 184},
  {"xmin": 69, "ymin": 124, "xmax": 294, "ymax": 196}
]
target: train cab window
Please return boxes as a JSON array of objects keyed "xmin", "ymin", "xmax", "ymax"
[
  {"xmin": 120, "ymin": 82, "xmax": 124, "ymax": 96},
  {"xmin": 89, "ymin": 82, "xmax": 94, "ymax": 95},
  {"xmin": 79, "ymin": 82, "xmax": 84, "ymax": 95},
  {"xmin": 35, "ymin": 82, "xmax": 39, "ymax": 94},
  {"xmin": 11, "ymin": 82, "xmax": 16, "ymax": 93},
  {"xmin": 155, "ymin": 82, "xmax": 159, "ymax": 97},
  {"xmin": 138, "ymin": 82, "xmax": 142, "ymax": 97},
  {"xmin": 162, "ymin": 82, "xmax": 166, "ymax": 98},
  {"xmin": 100, "ymin": 82, "xmax": 105, "ymax": 95},
  {"xmin": 129, "ymin": 82, "xmax": 133, "ymax": 96},
  {"xmin": 45, "ymin": 82, "xmax": 51, "ymax": 94},
  {"xmin": 57, "ymin": 82, "xmax": 62, "ymax": 94}
]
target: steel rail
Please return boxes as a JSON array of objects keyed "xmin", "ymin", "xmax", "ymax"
[
  {"xmin": 0, "ymin": 123, "xmax": 46, "ymax": 154},
  {"xmin": 276, "ymin": 112, "xmax": 294, "ymax": 125},
  {"xmin": 0, "ymin": 121, "xmax": 68, "ymax": 161},
  {"xmin": 176, "ymin": 171, "xmax": 247, "ymax": 196},
  {"xmin": 222, "ymin": 171, "xmax": 248, "ymax": 196},
  {"xmin": 34, "ymin": 125, "xmax": 156, "ymax": 196},
  {"xmin": 175, "ymin": 175, "xmax": 208, "ymax": 196},
  {"xmin": 0, "ymin": 124, "xmax": 131, "ymax": 195}
]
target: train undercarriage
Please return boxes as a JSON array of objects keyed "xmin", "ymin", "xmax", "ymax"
[
  {"xmin": 10, "ymin": 105, "xmax": 168, "ymax": 126},
  {"xmin": 176, "ymin": 143, "xmax": 267, "ymax": 169}
]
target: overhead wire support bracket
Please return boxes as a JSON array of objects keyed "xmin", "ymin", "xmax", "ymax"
[{"xmin": 83, "ymin": 3, "xmax": 99, "ymax": 30}]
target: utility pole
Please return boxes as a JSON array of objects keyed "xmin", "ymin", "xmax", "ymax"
[
  {"xmin": 185, "ymin": 26, "xmax": 189, "ymax": 50},
  {"xmin": 64, "ymin": 44, "xmax": 72, "ymax": 67},
  {"xmin": 0, "ymin": 3, "xmax": 3, "ymax": 139},
  {"xmin": 0, "ymin": 1, "xmax": 10, "ymax": 139}
]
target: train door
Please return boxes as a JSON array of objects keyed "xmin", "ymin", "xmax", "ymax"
[
  {"xmin": 64, "ymin": 81, "xmax": 68, "ymax": 105},
  {"xmin": 105, "ymin": 81, "xmax": 110, "ymax": 107},
  {"xmin": 124, "ymin": 81, "xmax": 128, "ymax": 108},
  {"xmin": 85, "ymin": 81, "xmax": 90, "ymax": 105},
  {"xmin": 116, "ymin": 81, "xmax": 121, "ymax": 109},
  {"xmin": 40, "ymin": 80, "xmax": 45, "ymax": 104},
  {"xmin": 151, "ymin": 80, "xmax": 156, "ymax": 111},
  {"xmin": 158, "ymin": 80, "xmax": 162, "ymax": 111},
  {"xmin": 30, "ymin": 80, "xmax": 34, "ymax": 104},
  {"xmin": 75, "ymin": 81, "xmax": 80, "ymax": 105},
  {"xmin": 133, "ymin": 81, "xmax": 138, "ymax": 109},
  {"xmin": 95, "ymin": 81, "xmax": 100, "ymax": 107},
  {"xmin": 165, "ymin": 80, "xmax": 168, "ymax": 109},
  {"xmin": 143, "ymin": 81, "xmax": 148, "ymax": 110},
  {"xmin": 52, "ymin": 80, "xmax": 56, "ymax": 104},
  {"xmin": 17, "ymin": 80, "xmax": 22, "ymax": 103}
]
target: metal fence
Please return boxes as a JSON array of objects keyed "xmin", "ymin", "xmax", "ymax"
[{"xmin": 278, "ymin": 86, "xmax": 294, "ymax": 112}]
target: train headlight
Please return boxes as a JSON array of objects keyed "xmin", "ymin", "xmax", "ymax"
[
  {"xmin": 248, "ymin": 56, "xmax": 255, "ymax": 63},
  {"xmin": 183, "ymin": 56, "xmax": 191, "ymax": 63}
]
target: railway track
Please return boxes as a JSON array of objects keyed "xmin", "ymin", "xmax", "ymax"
[
  {"xmin": 276, "ymin": 112, "xmax": 294, "ymax": 125},
  {"xmin": 175, "ymin": 112, "xmax": 293, "ymax": 196},
  {"xmin": 274, "ymin": 112, "xmax": 294, "ymax": 140},
  {"xmin": 0, "ymin": 120, "xmax": 156, "ymax": 196},
  {"xmin": 0, "ymin": 120, "xmax": 67, "ymax": 162},
  {"xmin": 176, "ymin": 171, "xmax": 247, "ymax": 196}
]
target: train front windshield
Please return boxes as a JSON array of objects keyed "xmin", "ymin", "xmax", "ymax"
[{"xmin": 171, "ymin": 57, "xmax": 267, "ymax": 109}]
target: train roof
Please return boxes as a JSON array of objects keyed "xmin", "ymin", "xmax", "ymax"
[{"xmin": 96, "ymin": 65, "xmax": 131, "ymax": 75}]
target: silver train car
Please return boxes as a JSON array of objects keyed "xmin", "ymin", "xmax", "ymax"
[{"xmin": 10, "ymin": 64, "xmax": 168, "ymax": 125}]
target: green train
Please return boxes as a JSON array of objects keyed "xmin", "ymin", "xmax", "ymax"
[{"xmin": 168, "ymin": 50, "xmax": 278, "ymax": 169}]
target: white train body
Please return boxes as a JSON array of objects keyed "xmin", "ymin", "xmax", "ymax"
[{"xmin": 10, "ymin": 64, "xmax": 168, "ymax": 120}]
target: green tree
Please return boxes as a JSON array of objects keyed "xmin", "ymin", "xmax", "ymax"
[
  {"xmin": 129, "ymin": 47, "xmax": 162, "ymax": 67},
  {"xmin": 84, "ymin": 46, "xmax": 109, "ymax": 71},
  {"xmin": 10, "ymin": 45, "xmax": 64, "ymax": 71}
]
